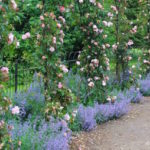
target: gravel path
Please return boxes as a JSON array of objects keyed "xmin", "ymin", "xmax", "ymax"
[{"xmin": 70, "ymin": 97, "xmax": 150, "ymax": 150}]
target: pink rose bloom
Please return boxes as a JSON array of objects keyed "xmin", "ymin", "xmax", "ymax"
[
  {"xmin": 143, "ymin": 59, "xmax": 148, "ymax": 63},
  {"xmin": 89, "ymin": 0, "xmax": 96, "ymax": 4},
  {"xmin": 11, "ymin": 0, "xmax": 17, "ymax": 10},
  {"xmin": 26, "ymin": 32, "xmax": 30, "ymax": 38},
  {"xmin": 57, "ymin": 23, "xmax": 61, "ymax": 29},
  {"xmin": 22, "ymin": 34, "xmax": 27, "ymax": 40},
  {"xmin": 102, "ymin": 80, "xmax": 106, "ymax": 86},
  {"xmin": 93, "ymin": 25, "xmax": 98, "ymax": 32},
  {"xmin": 91, "ymin": 59, "xmax": 99, "ymax": 66},
  {"xmin": 97, "ymin": 2, "xmax": 103, "ymax": 9},
  {"xmin": 94, "ymin": 76, "xmax": 100, "ymax": 81},
  {"xmin": 8, "ymin": 33, "xmax": 14, "ymax": 44},
  {"xmin": 0, "ymin": 120, "xmax": 5, "ymax": 128},
  {"xmin": 106, "ymin": 43, "xmax": 110, "ymax": 48},
  {"xmin": 58, "ymin": 16, "xmax": 66, "ymax": 24},
  {"xmin": 128, "ymin": 56, "xmax": 132, "ymax": 61},
  {"xmin": 49, "ymin": 47, "xmax": 55, "ymax": 52},
  {"xmin": 58, "ymin": 82, "xmax": 63, "ymax": 89},
  {"xmin": 127, "ymin": 40, "xmax": 134, "ymax": 46},
  {"xmin": 42, "ymin": 56, "xmax": 46, "ymax": 60},
  {"xmin": 52, "ymin": 37, "xmax": 56, "ymax": 44},
  {"xmin": 107, "ymin": 12, "xmax": 113, "ymax": 17},
  {"xmin": 41, "ymin": 23, "xmax": 45, "ymax": 28},
  {"xmin": 103, "ymin": 21, "xmax": 108, "ymax": 26},
  {"xmin": 64, "ymin": 113, "xmax": 70, "ymax": 121},
  {"xmin": 107, "ymin": 22, "xmax": 113, "ymax": 27},
  {"xmin": 40, "ymin": 15, "xmax": 44, "ymax": 21},
  {"xmin": 12, "ymin": 106, "xmax": 20, "ymax": 115},
  {"xmin": 60, "ymin": 64, "xmax": 68, "ymax": 73},
  {"xmin": 111, "ymin": 5, "xmax": 117, "ymax": 12},
  {"xmin": 94, "ymin": 42, "xmax": 98, "ymax": 46},
  {"xmin": 59, "ymin": 6, "xmax": 65, "ymax": 13},
  {"xmin": 79, "ymin": 0, "xmax": 83, "ymax": 3},
  {"xmin": 76, "ymin": 61, "xmax": 80, "ymax": 66},
  {"xmin": 1, "ymin": 67, "xmax": 9, "ymax": 74},
  {"xmin": 130, "ymin": 26, "xmax": 137, "ymax": 34},
  {"xmin": 80, "ymin": 67, "xmax": 84, "ymax": 72},
  {"xmin": 112, "ymin": 44, "xmax": 118, "ymax": 50},
  {"xmin": 88, "ymin": 82, "xmax": 94, "ymax": 88}
]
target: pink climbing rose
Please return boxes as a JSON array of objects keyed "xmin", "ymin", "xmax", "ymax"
[
  {"xmin": 8, "ymin": 33, "xmax": 14, "ymax": 45},
  {"xmin": 1, "ymin": 67, "xmax": 9, "ymax": 74},
  {"xmin": 58, "ymin": 82, "xmax": 63, "ymax": 89},
  {"xmin": 22, "ymin": 32, "xmax": 31, "ymax": 40},
  {"xmin": 59, "ymin": 6, "xmax": 65, "ymax": 13}
]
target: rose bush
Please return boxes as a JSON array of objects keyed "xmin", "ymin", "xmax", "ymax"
[
  {"xmin": 71, "ymin": 1, "xmax": 111, "ymax": 104},
  {"xmin": 32, "ymin": 1, "xmax": 76, "ymax": 118}
]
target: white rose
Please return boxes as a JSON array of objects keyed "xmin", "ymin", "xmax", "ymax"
[
  {"xmin": 49, "ymin": 47, "xmax": 55, "ymax": 52},
  {"xmin": 79, "ymin": 0, "xmax": 83, "ymax": 3},
  {"xmin": 102, "ymin": 80, "xmax": 106, "ymax": 86},
  {"xmin": 64, "ymin": 113, "xmax": 70, "ymax": 121},
  {"xmin": 12, "ymin": 106, "xmax": 20, "ymax": 115},
  {"xmin": 88, "ymin": 82, "xmax": 94, "ymax": 87}
]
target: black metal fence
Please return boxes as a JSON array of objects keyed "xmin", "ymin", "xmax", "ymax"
[
  {"xmin": 4, "ymin": 51, "xmax": 80, "ymax": 97},
  {"xmin": 5, "ymin": 59, "xmax": 40, "ymax": 97}
]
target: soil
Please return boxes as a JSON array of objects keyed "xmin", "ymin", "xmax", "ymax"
[{"xmin": 70, "ymin": 97, "xmax": 150, "ymax": 150}]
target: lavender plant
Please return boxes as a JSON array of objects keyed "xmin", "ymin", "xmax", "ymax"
[
  {"xmin": 9, "ymin": 117, "xmax": 71, "ymax": 150},
  {"xmin": 76, "ymin": 105, "xmax": 97, "ymax": 131},
  {"xmin": 125, "ymin": 86, "xmax": 143, "ymax": 103},
  {"xmin": 95, "ymin": 96, "xmax": 129, "ymax": 124},
  {"xmin": 75, "ymin": 92, "xmax": 130, "ymax": 131},
  {"xmin": 42, "ymin": 118, "xmax": 71, "ymax": 150},
  {"xmin": 139, "ymin": 73, "xmax": 150, "ymax": 96}
]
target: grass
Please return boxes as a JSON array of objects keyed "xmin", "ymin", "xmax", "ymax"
[
  {"xmin": 4, "ymin": 83, "xmax": 31, "ymax": 98},
  {"xmin": 110, "ymin": 48, "xmax": 142, "ymax": 71}
]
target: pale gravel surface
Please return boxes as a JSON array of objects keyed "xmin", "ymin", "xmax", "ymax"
[{"xmin": 70, "ymin": 97, "xmax": 150, "ymax": 150}]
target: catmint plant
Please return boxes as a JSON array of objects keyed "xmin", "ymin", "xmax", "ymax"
[
  {"xmin": 10, "ymin": 117, "xmax": 71, "ymax": 150},
  {"xmin": 139, "ymin": 74, "xmax": 150, "ymax": 96},
  {"xmin": 75, "ymin": 91, "xmax": 130, "ymax": 131}
]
